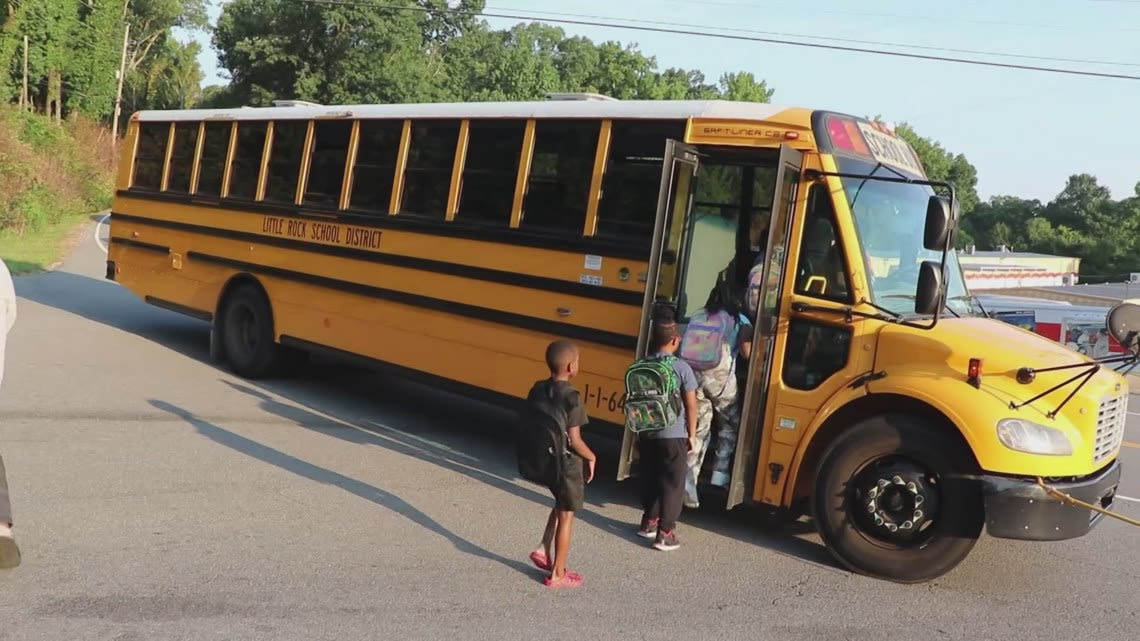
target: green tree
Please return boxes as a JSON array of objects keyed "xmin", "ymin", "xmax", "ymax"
[
  {"xmin": 0, "ymin": 0, "xmax": 206, "ymax": 121},
  {"xmin": 1043, "ymin": 174, "xmax": 1136, "ymax": 278},
  {"xmin": 443, "ymin": 22, "xmax": 562, "ymax": 101},
  {"xmin": 64, "ymin": 0, "xmax": 121, "ymax": 118},
  {"xmin": 213, "ymin": 0, "xmax": 485, "ymax": 106},
  {"xmin": 123, "ymin": 38, "xmax": 204, "ymax": 112},
  {"xmin": 2, "ymin": 0, "xmax": 79, "ymax": 120},
  {"xmin": 718, "ymin": 71, "xmax": 773, "ymax": 102}
]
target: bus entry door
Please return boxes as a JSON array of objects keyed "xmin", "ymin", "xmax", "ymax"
[
  {"xmin": 617, "ymin": 139, "xmax": 701, "ymax": 482},
  {"xmin": 726, "ymin": 144, "xmax": 803, "ymax": 508}
]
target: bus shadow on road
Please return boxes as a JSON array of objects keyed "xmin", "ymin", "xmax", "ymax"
[
  {"xmin": 13, "ymin": 269, "xmax": 213, "ymax": 362},
  {"xmin": 204, "ymin": 373, "xmax": 836, "ymax": 573}
]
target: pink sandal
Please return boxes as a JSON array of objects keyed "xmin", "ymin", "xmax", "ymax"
[
  {"xmin": 544, "ymin": 571, "xmax": 584, "ymax": 588},
  {"xmin": 530, "ymin": 551, "xmax": 583, "ymax": 585},
  {"xmin": 529, "ymin": 550, "xmax": 552, "ymax": 571}
]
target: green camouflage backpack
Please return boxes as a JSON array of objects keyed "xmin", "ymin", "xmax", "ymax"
[{"xmin": 623, "ymin": 355, "xmax": 683, "ymax": 433}]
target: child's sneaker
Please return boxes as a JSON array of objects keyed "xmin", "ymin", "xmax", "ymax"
[
  {"xmin": 653, "ymin": 528, "xmax": 681, "ymax": 551},
  {"xmin": 636, "ymin": 516, "xmax": 659, "ymax": 539},
  {"xmin": 0, "ymin": 525, "xmax": 20, "ymax": 569}
]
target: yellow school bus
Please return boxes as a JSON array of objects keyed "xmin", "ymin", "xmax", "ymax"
[{"xmin": 107, "ymin": 95, "xmax": 1128, "ymax": 583}]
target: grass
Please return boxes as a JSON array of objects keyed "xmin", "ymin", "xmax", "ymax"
[
  {"xmin": 0, "ymin": 106, "xmax": 118, "ymax": 275},
  {"xmin": 0, "ymin": 213, "xmax": 95, "ymax": 275}
]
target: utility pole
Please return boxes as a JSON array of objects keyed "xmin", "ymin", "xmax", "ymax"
[
  {"xmin": 21, "ymin": 35, "xmax": 28, "ymax": 111},
  {"xmin": 111, "ymin": 22, "xmax": 130, "ymax": 143}
]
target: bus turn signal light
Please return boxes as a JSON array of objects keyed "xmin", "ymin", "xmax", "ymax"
[{"xmin": 968, "ymin": 358, "xmax": 982, "ymax": 388}]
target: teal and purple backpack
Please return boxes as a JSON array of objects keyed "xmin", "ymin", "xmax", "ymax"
[{"xmin": 679, "ymin": 308, "xmax": 735, "ymax": 371}]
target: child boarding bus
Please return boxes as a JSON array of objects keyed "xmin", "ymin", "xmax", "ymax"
[{"xmin": 107, "ymin": 95, "xmax": 1128, "ymax": 583}]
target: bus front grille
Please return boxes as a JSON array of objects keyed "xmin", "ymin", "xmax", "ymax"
[{"xmin": 1094, "ymin": 393, "xmax": 1128, "ymax": 465}]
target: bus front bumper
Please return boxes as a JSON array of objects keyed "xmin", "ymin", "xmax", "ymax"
[{"xmin": 981, "ymin": 459, "xmax": 1121, "ymax": 541}]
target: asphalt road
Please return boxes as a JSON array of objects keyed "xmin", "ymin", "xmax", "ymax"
[{"xmin": 0, "ymin": 216, "xmax": 1138, "ymax": 641}]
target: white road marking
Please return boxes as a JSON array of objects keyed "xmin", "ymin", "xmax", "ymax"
[
  {"xmin": 1116, "ymin": 495, "xmax": 1140, "ymax": 504},
  {"xmin": 365, "ymin": 419, "xmax": 480, "ymax": 462},
  {"xmin": 93, "ymin": 212, "xmax": 110, "ymax": 254}
]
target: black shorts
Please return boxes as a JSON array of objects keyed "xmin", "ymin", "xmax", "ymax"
[{"xmin": 550, "ymin": 455, "xmax": 585, "ymax": 512}]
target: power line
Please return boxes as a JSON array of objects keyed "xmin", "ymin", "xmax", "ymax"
[
  {"xmin": 296, "ymin": 0, "xmax": 1140, "ymax": 81},
  {"xmin": 485, "ymin": 5, "xmax": 1140, "ymax": 69},
  {"xmin": 646, "ymin": 0, "xmax": 1140, "ymax": 32}
]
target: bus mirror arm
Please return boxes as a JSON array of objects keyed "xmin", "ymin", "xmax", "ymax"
[{"xmin": 789, "ymin": 300, "xmax": 941, "ymax": 333}]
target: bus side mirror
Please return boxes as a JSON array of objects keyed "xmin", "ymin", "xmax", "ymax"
[
  {"xmin": 1107, "ymin": 299, "xmax": 1140, "ymax": 356},
  {"xmin": 915, "ymin": 260, "xmax": 942, "ymax": 315},
  {"xmin": 924, "ymin": 195, "xmax": 958, "ymax": 251}
]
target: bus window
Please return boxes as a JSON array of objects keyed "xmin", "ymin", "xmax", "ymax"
[
  {"xmin": 265, "ymin": 120, "xmax": 308, "ymax": 204},
  {"xmin": 752, "ymin": 166, "xmax": 776, "ymax": 209},
  {"xmin": 677, "ymin": 164, "xmax": 743, "ymax": 319},
  {"xmin": 131, "ymin": 122, "xmax": 169, "ymax": 191},
  {"xmin": 195, "ymin": 122, "xmax": 231, "ymax": 197},
  {"xmin": 227, "ymin": 121, "xmax": 268, "ymax": 200},
  {"xmin": 304, "ymin": 120, "xmax": 352, "ymax": 209},
  {"xmin": 456, "ymin": 119, "xmax": 525, "ymax": 226},
  {"xmin": 794, "ymin": 184, "xmax": 851, "ymax": 302},
  {"xmin": 165, "ymin": 122, "xmax": 198, "ymax": 193},
  {"xmin": 402, "ymin": 119, "xmax": 460, "ymax": 219},
  {"xmin": 595, "ymin": 119, "xmax": 687, "ymax": 243},
  {"xmin": 349, "ymin": 120, "xmax": 403, "ymax": 215},
  {"xmin": 782, "ymin": 319, "xmax": 852, "ymax": 390},
  {"xmin": 519, "ymin": 119, "xmax": 599, "ymax": 234}
]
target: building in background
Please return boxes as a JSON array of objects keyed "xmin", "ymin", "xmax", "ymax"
[{"xmin": 956, "ymin": 246, "xmax": 1081, "ymax": 291}]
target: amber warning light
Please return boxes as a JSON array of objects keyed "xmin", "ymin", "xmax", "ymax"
[{"xmin": 967, "ymin": 358, "xmax": 983, "ymax": 388}]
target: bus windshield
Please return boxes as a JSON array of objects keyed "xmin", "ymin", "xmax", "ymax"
[{"xmin": 837, "ymin": 156, "xmax": 976, "ymax": 318}]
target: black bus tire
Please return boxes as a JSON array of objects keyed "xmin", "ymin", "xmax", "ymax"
[
  {"xmin": 220, "ymin": 284, "xmax": 282, "ymax": 379},
  {"xmin": 811, "ymin": 413, "xmax": 984, "ymax": 584}
]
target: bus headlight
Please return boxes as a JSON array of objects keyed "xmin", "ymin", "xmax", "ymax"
[{"xmin": 996, "ymin": 418, "xmax": 1073, "ymax": 456}]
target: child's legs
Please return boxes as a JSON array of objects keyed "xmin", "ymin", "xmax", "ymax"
[
  {"xmin": 540, "ymin": 507, "xmax": 558, "ymax": 554},
  {"xmin": 551, "ymin": 509, "xmax": 575, "ymax": 577},
  {"xmin": 0, "ymin": 454, "xmax": 10, "ymax": 527},
  {"xmin": 695, "ymin": 349, "xmax": 742, "ymax": 485},
  {"xmin": 656, "ymin": 438, "xmax": 689, "ymax": 532},
  {"xmin": 639, "ymin": 439, "xmax": 663, "ymax": 520},
  {"xmin": 550, "ymin": 460, "xmax": 584, "ymax": 576},
  {"xmin": 710, "ymin": 373, "xmax": 742, "ymax": 483},
  {"xmin": 686, "ymin": 387, "xmax": 714, "ymax": 502}
]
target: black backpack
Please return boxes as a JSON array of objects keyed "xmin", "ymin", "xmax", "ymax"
[{"xmin": 516, "ymin": 380, "xmax": 569, "ymax": 488}]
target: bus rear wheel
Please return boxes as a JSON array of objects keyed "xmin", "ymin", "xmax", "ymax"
[
  {"xmin": 220, "ymin": 283, "xmax": 283, "ymax": 379},
  {"xmin": 811, "ymin": 413, "xmax": 984, "ymax": 583}
]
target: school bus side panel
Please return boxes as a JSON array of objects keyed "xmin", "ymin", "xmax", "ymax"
[{"xmin": 108, "ymin": 206, "xmax": 640, "ymax": 426}]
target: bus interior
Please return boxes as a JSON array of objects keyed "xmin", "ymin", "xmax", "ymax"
[{"xmin": 650, "ymin": 145, "xmax": 780, "ymax": 495}]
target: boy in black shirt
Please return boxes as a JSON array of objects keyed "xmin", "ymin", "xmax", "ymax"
[{"xmin": 528, "ymin": 340, "xmax": 596, "ymax": 588}]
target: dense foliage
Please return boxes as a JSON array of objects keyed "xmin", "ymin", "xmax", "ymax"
[{"xmin": 0, "ymin": 0, "xmax": 207, "ymax": 121}]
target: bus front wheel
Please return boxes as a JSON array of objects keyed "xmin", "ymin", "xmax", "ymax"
[
  {"xmin": 220, "ymin": 283, "xmax": 282, "ymax": 379},
  {"xmin": 811, "ymin": 413, "xmax": 984, "ymax": 583}
]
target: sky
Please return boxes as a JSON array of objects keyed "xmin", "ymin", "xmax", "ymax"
[{"xmin": 187, "ymin": 0, "xmax": 1140, "ymax": 205}]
